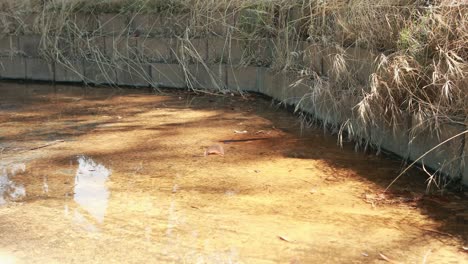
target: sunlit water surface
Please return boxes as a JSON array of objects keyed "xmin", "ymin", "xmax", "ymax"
[{"xmin": 0, "ymin": 83, "xmax": 466, "ymax": 263}]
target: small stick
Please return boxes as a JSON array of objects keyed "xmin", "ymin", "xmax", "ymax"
[
  {"xmin": 417, "ymin": 227, "xmax": 455, "ymax": 238},
  {"xmin": 379, "ymin": 253, "xmax": 401, "ymax": 264},
  {"xmin": 16, "ymin": 140, "xmax": 66, "ymax": 154}
]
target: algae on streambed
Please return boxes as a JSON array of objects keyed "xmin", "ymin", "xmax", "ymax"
[{"xmin": 0, "ymin": 82, "xmax": 466, "ymax": 263}]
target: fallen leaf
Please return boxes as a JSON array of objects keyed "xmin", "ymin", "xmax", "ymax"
[
  {"xmin": 204, "ymin": 144, "xmax": 225, "ymax": 156},
  {"xmin": 379, "ymin": 252, "xmax": 401, "ymax": 264},
  {"xmin": 278, "ymin": 235, "xmax": 292, "ymax": 242}
]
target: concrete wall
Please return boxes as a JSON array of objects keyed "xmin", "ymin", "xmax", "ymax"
[{"xmin": 0, "ymin": 13, "xmax": 466, "ymax": 186}]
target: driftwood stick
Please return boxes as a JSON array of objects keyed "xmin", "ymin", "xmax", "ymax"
[{"xmin": 19, "ymin": 140, "xmax": 65, "ymax": 153}]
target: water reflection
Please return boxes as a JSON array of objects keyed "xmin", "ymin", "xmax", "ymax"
[
  {"xmin": 71, "ymin": 156, "xmax": 110, "ymax": 229},
  {"xmin": 42, "ymin": 176, "xmax": 49, "ymax": 194},
  {"xmin": 0, "ymin": 163, "xmax": 26, "ymax": 205}
]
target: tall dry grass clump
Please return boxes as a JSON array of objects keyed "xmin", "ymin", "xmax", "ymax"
[{"xmin": 301, "ymin": 0, "xmax": 467, "ymax": 187}]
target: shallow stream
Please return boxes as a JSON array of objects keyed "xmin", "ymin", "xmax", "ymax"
[{"xmin": 0, "ymin": 83, "xmax": 466, "ymax": 263}]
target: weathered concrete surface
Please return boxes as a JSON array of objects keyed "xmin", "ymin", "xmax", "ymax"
[
  {"xmin": 209, "ymin": 38, "xmax": 244, "ymax": 64},
  {"xmin": 209, "ymin": 39, "xmax": 273, "ymax": 66},
  {"xmin": 73, "ymin": 13, "xmax": 99, "ymax": 33},
  {"xmin": 258, "ymin": 68, "xmax": 314, "ymax": 107},
  {"xmin": 246, "ymin": 39, "xmax": 273, "ymax": 66},
  {"xmin": 409, "ymin": 122, "xmax": 466, "ymax": 179},
  {"xmin": 131, "ymin": 14, "xmax": 156, "ymax": 35},
  {"xmin": 370, "ymin": 118, "xmax": 411, "ymax": 158},
  {"xmin": 270, "ymin": 39, "xmax": 305, "ymax": 69},
  {"xmin": 226, "ymin": 66, "xmax": 258, "ymax": 92},
  {"xmin": 18, "ymin": 35, "xmax": 42, "ymax": 57},
  {"xmin": 179, "ymin": 39, "xmax": 208, "ymax": 62},
  {"xmin": 158, "ymin": 14, "xmax": 190, "ymax": 36},
  {"xmin": 25, "ymin": 58, "xmax": 54, "ymax": 81},
  {"xmin": 187, "ymin": 64, "xmax": 226, "ymax": 90},
  {"xmin": 289, "ymin": 7, "xmax": 309, "ymax": 39},
  {"xmin": 0, "ymin": 35, "xmax": 18, "ymax": 56},
  {"xmin": 207, "ymin": 38, "xmax": 227, "ymax": 63},
  {"xmin": 0, "ymin": 56, "xmax": 26, "ymax": 79},
  {"xmin": 285, "ymin": 73, "xmax": 312, "ymax": 106},
  {"xmin": 54, "ymin": 60, "xmax": 84, "ymax": 83},
  {"xmin": 150, "ymin": 63, "xmax": 185, "ymax": 89},
  {"xmin": 137, "ymin": 38, "xmax": 174, "ymax": 62},
  {"xmin": 133, "ymin": 13, "xmax": 189, "ymax": 36},
  {"xmin": 98, "ymin": 14, "xmax": 128, "ymax": 35},
  {"xmin": 74, "ymin": 36, "xmax": 106, "ymax": 58},
  {"xmin": 116, "ymin": 63, "xmax": 150, "ymax": 87},
  {"xmin": 0, "ymin": 13, "xmax": 15, "ymax": 34},
  {"xmin": 209, "ymin": 11, "xmax": 236, "ymax": 36},
  {"xmin": 104, "ymin": 36, "xmax": 137, "ymax": 59},
  {"xmin": 0, "ymin": 13, "xmax": 38, "ymax": 35},
  {"xmin": 18, "ymin": 13, "xmax": 39, "ymax": 34},
  {"xmin": 258, "ymin": 68, "xmax": 286, "ymax": 102},
  {"xmin": 84, "ymin": 61, "xmax": 117, "ymax": 85}
]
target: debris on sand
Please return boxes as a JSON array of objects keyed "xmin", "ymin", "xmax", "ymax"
[
  {"xmin": 204, "ymin": 144, "xmax": 225, "ymax": 156},
  {"xmin": 379, "ymin": 252, "xmax": 401, "ymax": 264},
  {"xmin": 278, "ymin": 235, "xmax": 292, "ymax": 242}
]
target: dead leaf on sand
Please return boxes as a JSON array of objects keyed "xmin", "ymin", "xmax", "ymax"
[
  {"xmin": 379, "ymin": 252, "xmax": 401, "ymax": 264},
  {"xmin": 278, "ymin": 235, "xmax": 292, "ymax": 242},
  {"xmin": 204, "ymin": 144, "xmax": 225, "ymax": 156}
]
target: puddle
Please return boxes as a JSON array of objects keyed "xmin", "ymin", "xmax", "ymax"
[
  {"xmin": 0, "ymin": 83, "xmax": 466, "ymax": 263},
  {"xmin": 69, "ymin": 156, "xmax": 110, "ymax": 231},
  {"xmin": 0, "ymin": 103, "xmax": 21, "ymax": 112},
  {"xmin": 0, "ymin": 164, "xmax": 26, "ymax": 205}
]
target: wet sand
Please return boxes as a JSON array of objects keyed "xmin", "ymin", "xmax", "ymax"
[{"xmin": 0, "ymin": 82, "xmax": 466, "ymax": 263}]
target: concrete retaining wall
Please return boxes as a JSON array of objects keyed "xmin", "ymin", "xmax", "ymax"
[{"xmin": 0, "ymin": 24, "xmax": 466, "ymax": 186}]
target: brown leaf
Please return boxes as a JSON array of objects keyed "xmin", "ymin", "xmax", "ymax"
[
  {"xmin": 204, "ymin": 144, "xmax": 225, "ymax": 156},
  {"xmin": 278, "ymin": 235, "xmax": 291, "ymax": 242}
]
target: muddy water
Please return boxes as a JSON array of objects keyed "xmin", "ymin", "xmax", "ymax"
[{"xmin": 0, "ymin": 82, "xmax": 466, "ymax": 263}]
